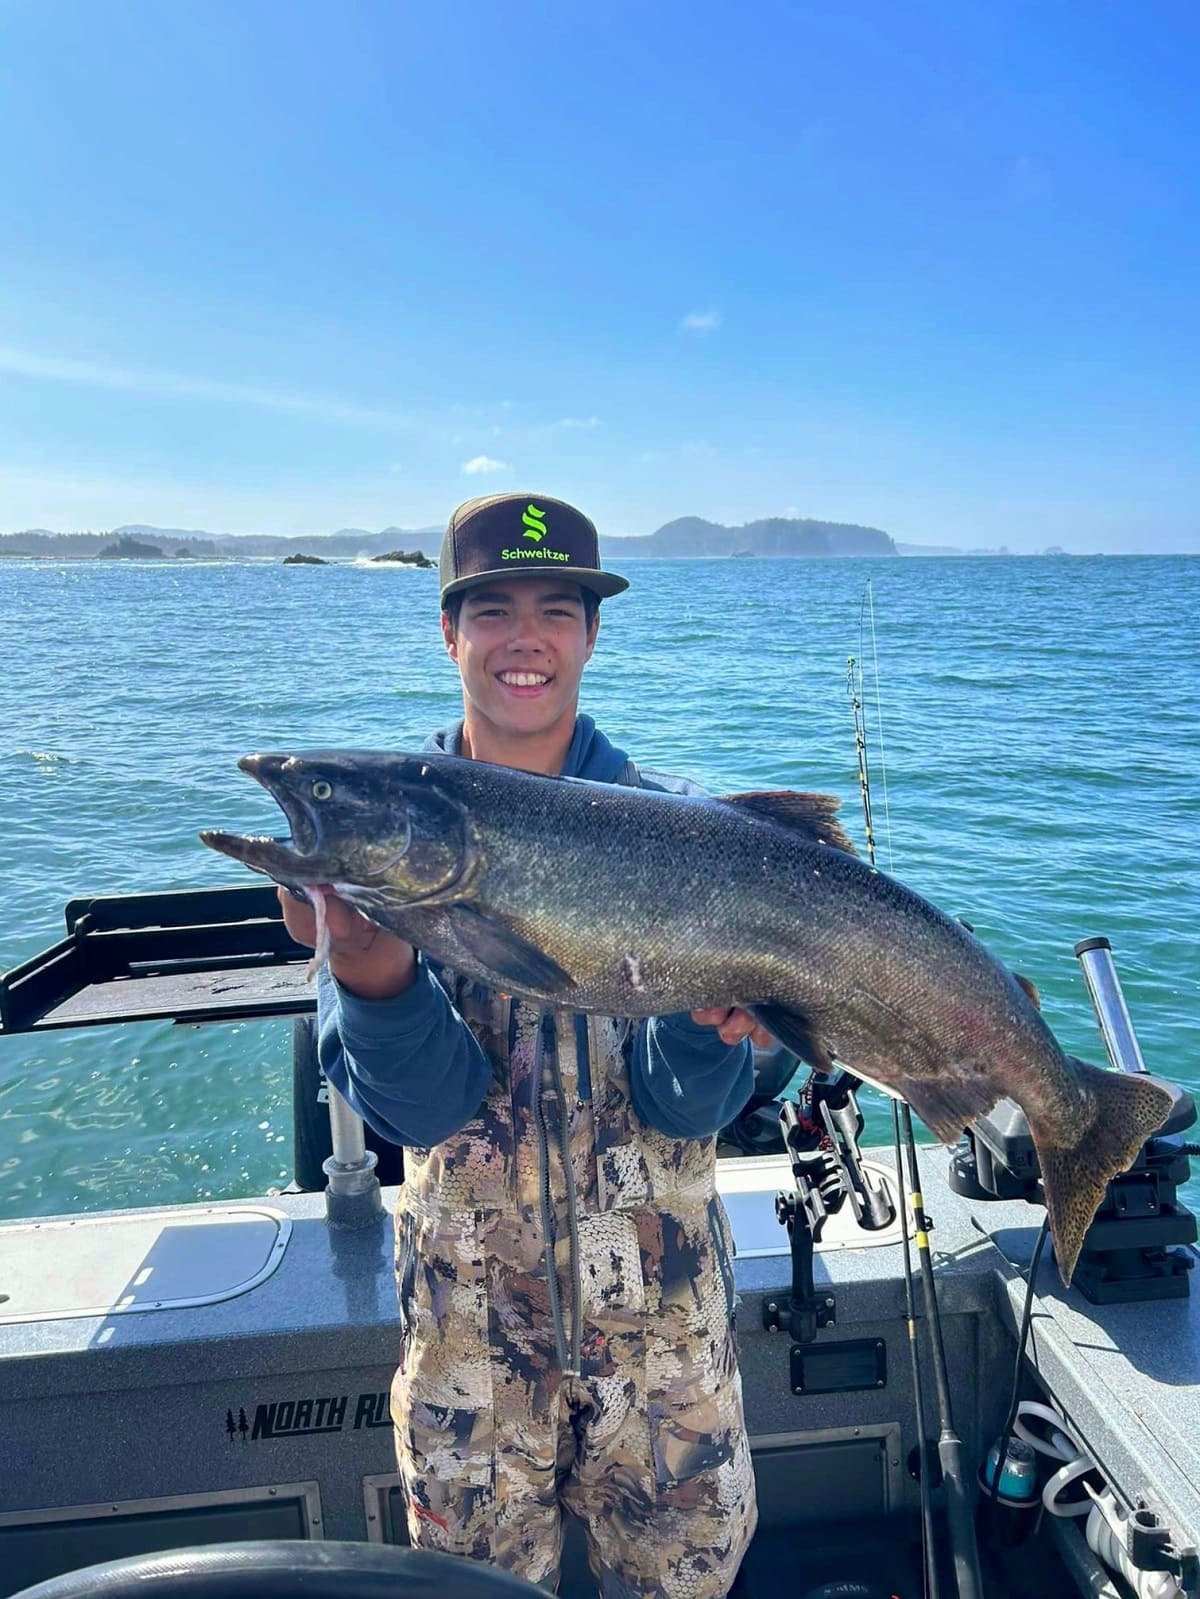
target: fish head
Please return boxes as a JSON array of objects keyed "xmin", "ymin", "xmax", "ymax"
[{"xmin": 200, "ymin": 750, "xmax": 478, "ymax": 902}]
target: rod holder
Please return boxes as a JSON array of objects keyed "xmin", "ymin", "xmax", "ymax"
[
  {"xmin": 1074, "ymin": 937, "xmax": 1148, "ymax": 1076},
  {"xmin": 323, "ymin": 1080, "xmax": 383, "ymax": 1228}
]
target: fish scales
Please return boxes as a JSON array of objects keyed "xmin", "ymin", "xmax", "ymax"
[{"xmin": 202, "ymin": 749, "xmax": 1173, "ymax": 1284}]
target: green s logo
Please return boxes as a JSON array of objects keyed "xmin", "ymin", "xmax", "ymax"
[{"xmin": 521, "ymin": 504, "xmax": 547, "ymax": 542}]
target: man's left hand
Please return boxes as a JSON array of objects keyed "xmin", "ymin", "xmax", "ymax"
[{"xmin": 691, "ymin": 1007, "xmax": 777, "ymax": 1049}]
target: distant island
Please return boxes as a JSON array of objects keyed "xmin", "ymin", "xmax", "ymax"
[
  {"xmin": 0, "ymin": 519, "xmax": 1111, "ymax": 562},
  {"xmin": 598, "ymin": 515, "xmax": 894, "ymax": 559},
  {"xmin": 0, "ymin": 516, "xmax": 896, "ymax": 561},
  {"xmin": 0, "ymin": 522, "xmax": 445, "ymax": 560},
  {"xmin": 97, "ymin": 535, "xmax": 170, "ymax": 559},
  {"xmin": 278, "ymin": 548, "xmax": 434, "ymax": 567},
  {"xmin": 371, "ymin": 548, "xmax": 435, "ymax": 567}
]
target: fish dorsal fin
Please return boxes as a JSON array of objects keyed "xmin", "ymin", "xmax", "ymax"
[
  {"xmin": 718, "ymin": 791, "xmax": 859, "ymax": 856},
  {"xmin": 1014, "ymin": 972, "xmax": 1041, "ymax": 1010}
]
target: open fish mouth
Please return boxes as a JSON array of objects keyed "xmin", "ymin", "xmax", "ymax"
[
  {"xmin": 198, "ymin": 754, "xmax": 326, "ymax": 881},
  {"xmin": 198, "ymin": 825, "xmax": 323, "ymax": 881},
  {"xmin": 236, "ymin": 753, "xmax": 322, "ymax": 856}
]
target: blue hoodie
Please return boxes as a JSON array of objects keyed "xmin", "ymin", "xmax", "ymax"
[{"xmin": 316, "ymin": 716, "xmax": 754, "ymax": 1148}]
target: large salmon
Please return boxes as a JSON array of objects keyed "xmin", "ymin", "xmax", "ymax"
[{"xmin": 202, "ymin": 749, "xmax": 1173, "ymax": 1282}]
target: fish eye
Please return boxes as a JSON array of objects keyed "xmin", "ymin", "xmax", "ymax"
[{"xmin": 311, "ymin": 780, "xmax": 333, "ymax": 801}]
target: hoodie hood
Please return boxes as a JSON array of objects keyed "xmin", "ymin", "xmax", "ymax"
[{"xmin": 424, "ymin": 714, "xmax": 631, "ymax": 783}]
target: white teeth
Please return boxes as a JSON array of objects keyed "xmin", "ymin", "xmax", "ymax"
[{"xmin": 499, "ymin": 672, "xmax": 549, "ymax": 687}]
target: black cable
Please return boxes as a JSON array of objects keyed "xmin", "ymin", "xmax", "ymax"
[{"xmin": 988, "ymin": 1219, "xmax": 1051, "ymax": 1501}]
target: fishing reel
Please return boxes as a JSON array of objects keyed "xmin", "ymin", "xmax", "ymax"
[{"xmin": 949, "ymin": 938, "xmax": 1198, "ymax": 1304}]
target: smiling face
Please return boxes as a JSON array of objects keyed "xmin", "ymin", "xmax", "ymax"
[{"xmin": 441, "ymin": 577, "xmax": 599, "ymax": 772}]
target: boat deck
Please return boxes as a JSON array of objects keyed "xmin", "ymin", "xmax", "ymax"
[{"xmin": 3, "ymin": 1145, "xmax": 1197, "ymax": 1596}]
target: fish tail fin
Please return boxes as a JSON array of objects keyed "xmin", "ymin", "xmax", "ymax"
[{"xmin": 1033, "ymin": 1061, "xmax": 1173, "ymax": 1286}]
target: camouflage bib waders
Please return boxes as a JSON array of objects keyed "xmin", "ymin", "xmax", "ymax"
[{"xmin": 392, "ymin": 979, "xmax": 758, "ymax": 1598}]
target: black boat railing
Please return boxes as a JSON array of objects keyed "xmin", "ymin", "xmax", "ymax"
[{"xmin": 0, "ymin": 885, "xmax": 314, "ymax": 1034}]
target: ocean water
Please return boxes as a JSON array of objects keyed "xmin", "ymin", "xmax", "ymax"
[{"xmin": 1, "ymin": 553, "xmax": 1197, "ymax": 1221}]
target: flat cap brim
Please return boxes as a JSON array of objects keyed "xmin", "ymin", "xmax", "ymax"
[{"xmin": 441, "ymin": 564, "xmax": 630, "ymax": 605}]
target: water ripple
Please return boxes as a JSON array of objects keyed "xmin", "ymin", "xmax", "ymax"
[{"xmin": 1, "ymin": 553, "xmax": 1197, "ymax": 1216}]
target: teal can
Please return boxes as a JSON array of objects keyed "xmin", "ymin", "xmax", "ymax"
[{"xmin": 978, "ymin": 1435, "xmax": 1039, "ymax": 1546}]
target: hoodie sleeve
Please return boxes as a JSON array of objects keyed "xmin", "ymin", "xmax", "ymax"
[
  {"xmin": 629, "ymin": 1012, "xmax": 755, "ymax": 1139},
  {"xmin": 316, "ymin": 958, "xmax": 492, "ymax": 1147}
]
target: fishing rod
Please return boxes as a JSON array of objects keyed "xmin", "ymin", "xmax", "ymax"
[
  {"xmin": 848, "ymin": 584, "xmax": 983, "ymax": 1599},
  {"xmin": 847, "ymin": 641, "xmax": 937, "ymax": 1599}
]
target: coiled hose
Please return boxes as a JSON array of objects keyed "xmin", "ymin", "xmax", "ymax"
[{"xmin": 1014, "ymin": 1399, "xmax": 1182, "ymax": 1599}]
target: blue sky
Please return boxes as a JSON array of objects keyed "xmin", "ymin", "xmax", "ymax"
[{"xmin": 1, "ymin": 0, "xmax": 1197, "ymax": 552}]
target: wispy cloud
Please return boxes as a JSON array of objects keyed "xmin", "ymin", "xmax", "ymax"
[
  {"xmin": 462, "ymin": 455, "xmax": 510, "ymax": 475},
  {"xmin": 0, "ymin": 344, "xmax": 409, "ymax": 427},
  {"xmin": 681, "ymin": 310, "xmax": 720, "ymax": 334},
  {"xmin": 551, "ymin": 415, "xmax": 601, "ymax": 430}
]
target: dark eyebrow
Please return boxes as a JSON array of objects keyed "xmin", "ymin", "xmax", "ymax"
[{"xmin": 464, "ymin": 587, "xmax": 583, "ymax": 608}]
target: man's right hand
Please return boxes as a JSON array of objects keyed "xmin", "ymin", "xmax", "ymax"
[{"xmin": 277, "ymin": 886, "xmax": 416, "ymax": 1001}]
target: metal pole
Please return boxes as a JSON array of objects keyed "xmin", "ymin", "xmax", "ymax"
[
  {"xmin": 327, "ymin": 1081, "xmax": 369, "ymax": 1166},
  {"xmin": 323, "ymin": 1080, "xmax": 383, "ymax": 1228},
  {"xmin": 1075, "ymin": 937, "xmax": 1149, "ymax": 1075}
]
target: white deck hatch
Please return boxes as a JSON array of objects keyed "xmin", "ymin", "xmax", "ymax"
[{"xmin": 0, "ymin": 1205, "xmax": 291, "ymax": 1323}]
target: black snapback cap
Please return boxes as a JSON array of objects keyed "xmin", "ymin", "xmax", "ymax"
[{"xmin": 439, "ymin": 493, "xmax": 630, "ymax": 607}]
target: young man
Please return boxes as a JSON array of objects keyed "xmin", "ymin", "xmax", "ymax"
[{"xmin": 280, "ymin": 493, "xmax": 766, "ymax": 1598}]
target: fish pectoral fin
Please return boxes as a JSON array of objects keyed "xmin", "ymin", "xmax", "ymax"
[
  {"xmin": 717, "ymin": 791, "xmax": 859, "ymax": 856},
  {"xmin": 446, "ymin": 905, "xmax": 575, "ymax": 994},
  {"xmin": 894, "ymin": 1073, "xmax": 1002, "ymax": 1145},
  {"xmin": 750, "ymin": 1004, "xmax": 839, "ymax": 1076}
]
